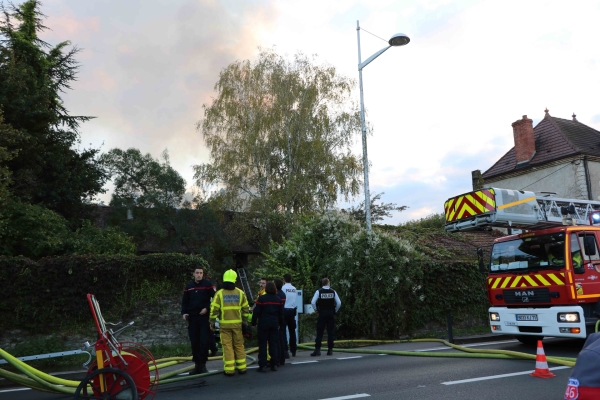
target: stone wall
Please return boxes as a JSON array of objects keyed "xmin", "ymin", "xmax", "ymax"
[{"xmin": 0, "ymin": 297, "xmax": 189, "ymax": 352}]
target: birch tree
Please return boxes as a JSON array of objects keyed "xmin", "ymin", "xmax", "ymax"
[{"xmin": 195, "ymin": 48, "xmax": 363, "ymax": 218}]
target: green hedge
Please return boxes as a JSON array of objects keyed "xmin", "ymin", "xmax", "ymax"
[{"xmin": 0, "ymin": 254, "xmax": 208, "ymax": 332}]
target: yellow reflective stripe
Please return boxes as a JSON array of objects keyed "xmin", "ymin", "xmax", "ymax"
[
  {"xmin": 510, "ymin": 276, "xmax": 522, "ymax": 288},
  {"xmin": 491, "ymin": 278, "xmax": 502, "ymax": 289},
  {"xmin": 524, "ymin": 276, "xmax": 538, "ymax": 286},
  {"xmin": 536, "ymin": 275, "xmax": 551, "ymax": 286},
  {"xmin": 547, "ymin": 274, "xmax": 564, "ymax": 285},
  {"xmin": 498, "ymin": 196, "xmax": 535, "ymax": 210},
  {"xmin": 500, "ymin": 277, "xmax": 511, "ymax": 288},
  {"xmin": 220, "ymin": 319, "xmax": 242, "ymax": 324},
  {"xmin": 222, "ymin": 306, "xmax": 240, "ymax": 310}
]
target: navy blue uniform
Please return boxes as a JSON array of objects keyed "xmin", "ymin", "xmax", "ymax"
[
  {"xmin": 181, "ymin": 279, "xmax": 215, "ymax": 365},
  {"xmin": 276, "ymin": 289, "xmax": 288, "ymax": 364},
  {"xmin": 252, "ymin": 293, "xmax": 284, "ymax": 368}
]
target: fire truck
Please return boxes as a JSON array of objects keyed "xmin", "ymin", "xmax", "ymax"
[{"xmin": 444, "ymin": 187, "xmax": 600, "ymax": 344}]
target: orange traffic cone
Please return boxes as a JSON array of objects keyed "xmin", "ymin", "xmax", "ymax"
[{"xmin": 530, "ymin": 340, "xmax": 556, "ymax": 378}]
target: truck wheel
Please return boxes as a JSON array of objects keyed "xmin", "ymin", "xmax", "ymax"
[{"xmin": 516, "ymin": 335, "xmax": 543, "ymax": 345}]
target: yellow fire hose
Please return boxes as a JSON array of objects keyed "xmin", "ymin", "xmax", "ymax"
[{"xmin": 0, "ymin": 340, "xmax": 578, "ymax": 394}]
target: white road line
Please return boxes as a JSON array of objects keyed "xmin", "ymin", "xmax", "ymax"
[
  {"xmin": 416, "ymin": 340, "xmax": 518, "ymax": 352},
  {"xmin": 0, "ymin": 387, "xmax": 31, "ymax": 393},
  {"xmin": 318, "ymin": 394, "xmax": 371, "ymax": 400},
  {"xmin": 292, "ymin": 360, "xmax": 319, "ymax": 364},
  {"xmin": 337, "ymin": 356, "xmax": 363, "ymax": 360},
  {"xmin": 441, "ymin": 366, "xmax": 571, "ymax": 385}
]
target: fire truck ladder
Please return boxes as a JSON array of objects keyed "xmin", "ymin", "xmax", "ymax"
[
  {"xmin": 236, "ymin": 267, "xmax": 254, "ymax": 306},
  {"xmin": 444, "ymin": 187, "xmax": 600, "ymax": 232}
]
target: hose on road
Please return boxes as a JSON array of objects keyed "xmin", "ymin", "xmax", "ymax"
[{"xmin": 0, "ymin": 339, "xmax": 577, "ymax": 395}]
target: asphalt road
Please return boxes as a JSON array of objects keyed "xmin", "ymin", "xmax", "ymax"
[{"xmin": 0, "ymin": 338, "xmax": 585, "ymax": 400}]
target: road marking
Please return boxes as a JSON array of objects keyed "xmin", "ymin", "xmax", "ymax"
[
  {"xmin": 441, "ymin": 366, "xmax": 571, "ymax": 385},
  {"xmin": 318, "ymin": 394, "xmax": 371, "ymax": 400},
  {"xmin": 292, "ymin": 360, "xmax": 319, "ymax": 364},
  {"xmin": 337, "ymin": 356, "xmax": 363, "ymax": 360},
  {"xmin": 416, "ymin": 340, "xmax": 518, "ymax": 352},
  {"xmin": 0, "ymin": 387, "xmax": 31, "ymax": 393}
]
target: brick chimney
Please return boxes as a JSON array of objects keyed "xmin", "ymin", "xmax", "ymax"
[{"xmin": 512, "ymin": 115, "xmax": 535, "ymax": 164}]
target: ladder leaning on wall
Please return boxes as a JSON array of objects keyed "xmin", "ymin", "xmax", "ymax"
[{"xmin": 236, "ymin": 268, "xmax": 254, "ymax": 306}]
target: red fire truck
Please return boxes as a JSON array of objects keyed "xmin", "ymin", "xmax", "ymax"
[{"xmin": 444, "ymin": 188, "xmax": 600, "ymax": 344}]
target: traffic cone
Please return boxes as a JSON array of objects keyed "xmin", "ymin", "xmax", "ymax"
[{"xmin": 530, "ymin": 340, "xmax": 556, "ymax": 378}]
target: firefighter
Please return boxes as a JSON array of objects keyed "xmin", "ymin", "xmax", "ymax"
[
  {"xmin": 252, "ymin": 281, "xmax": 283, "ymax": 372},
  {"xmin": 274, "ymin": 278, "xmax": 288, "ymax": 365},
  {"xmin": 210, "ymin": 269, "xmax": 250, "ymax": 376},
  {"xmin": 310, "ymin": 278, "xmax": 341, "ymax": 356},
  {"xmin": 564, "ymin": 332, "xmax": 600, "ymax": 399},
  {"xmin": 181, "ymin": 267, "xmax": 215, "ymax": 375}
]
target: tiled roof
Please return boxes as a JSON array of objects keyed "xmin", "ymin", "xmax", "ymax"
[{"xmin": 482, "ymin": 113, "xmax": 600, "ymax": 180}]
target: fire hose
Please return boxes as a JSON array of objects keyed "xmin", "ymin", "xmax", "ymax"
[{"xmin": 0, "ymin": 339, "xmax": 577, "ymax": 395}]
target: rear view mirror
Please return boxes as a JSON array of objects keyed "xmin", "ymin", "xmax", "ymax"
[{"xmin": 477, "ymin": 248, "xmax": 486, "ymax": 273}]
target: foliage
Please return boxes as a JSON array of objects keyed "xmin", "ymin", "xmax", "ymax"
[
  {"xmin": 0, "ymin": 199, "xmax": 136, "ymax": 258},
  {"xmin": 261, "ymin": 212, "xmax": 423, "ymax": 338},
  {"xmin": 346, "ymin": 192, "xmax": 408, "ymax": 223},
  {"xmin": 101, "ymin": 148, "xmax": 186, "ymax": 210},
  {"xmin": 68, "ymin": 219, "xmax": 136, "ymax": 256},
  {"xmin": 0, "ymin": 199, "xmax": 71, "ymax": 258},
  {"xmin": 0, "ymin": 0, "xmax": 106, "ymax": 220},
  {"xmin": 0, "ymin": 253, "xmax": 208, "ymax": 332},
  {"xmin": 401, "ymin": 213, "xmax": 446, "ymax": 230},
  {"xmin": 196, "ymin": 48, "xmax": 363, "ymax": 219},
  {"xmin": 261, "ymin": 212, "xmax": 489, "ymax": 339}
]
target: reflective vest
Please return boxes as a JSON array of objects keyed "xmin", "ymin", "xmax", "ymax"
[
  {"xmin": 210, "ymin": 287, "xmax": 249, "ymax": 328},
  {"xmin": 317, "ymin": 288, "xmax": 336, "ymax": 311}
]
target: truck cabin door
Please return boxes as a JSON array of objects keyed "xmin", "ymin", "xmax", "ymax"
[{"xmin": 574, "ymin": 232, "xmax": 600, "ymax": 298}]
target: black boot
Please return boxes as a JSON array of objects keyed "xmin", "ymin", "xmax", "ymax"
[
  {"xmin": 198, "ymin": 364, "xmax": 208, "ymax": 373},
  {"xmin": 327, "ymin": 349, "xmax": 333, "ymax": 356},
  {"xmin": 310, "ymin": 349, "xmax": 321, "ymax": 356},
  {"xmin": 189, "ymin": 364, "xmax": 201, "ymax": 375},
  {"xmin": 271, "ymin": 364, "xmax": 278, "ymax": 371}
]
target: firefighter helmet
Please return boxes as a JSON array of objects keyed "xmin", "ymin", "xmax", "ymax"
[{"xmin": 223, "ymin": 269, "xmax": 237, "ymax": 283}]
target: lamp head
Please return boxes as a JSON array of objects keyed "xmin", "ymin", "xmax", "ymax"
[{"xmin": 389, "ymin": 33, "xmax": 410, "ymax": 47}]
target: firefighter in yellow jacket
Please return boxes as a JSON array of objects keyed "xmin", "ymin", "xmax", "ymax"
[{"xmin": 210, "ymin": 269, "xmax": 249, "ymax": 376}]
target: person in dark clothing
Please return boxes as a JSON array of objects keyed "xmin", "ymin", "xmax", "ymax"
[
  {"xmin": 252, "ymin": 281, "xmax": 283, "ymax": 372},
  {"xmin": 310, "ymin": 278, "xmax": 341, "ymax": 356},
  {"xmin": 274, "ymin": 278, "xmax": 288, "ymax": 365},
  {"xmin": 181, "ymin": 267, "xmax": 216, "ymax": 374}
]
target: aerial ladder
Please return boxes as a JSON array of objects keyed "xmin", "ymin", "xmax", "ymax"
[
  {"xmin": 444, "ymin": 187, "xmax": 600, "ymax": 233},
  {"xmin": 236, "ymin": 267, "xmax": 255, "ymax": 306}
]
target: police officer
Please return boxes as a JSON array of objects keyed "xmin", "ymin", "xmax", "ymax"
[
  {"xmin": 210, "ymin": 270, "xmax": 250, "ymax": 376},
  {"xmin": 281, "ymin": 273, "xmax": 297, "ymax": 357},
  {"xmin": 181, "ymin": 267, "xmax": 215, "ymax": 375},
  {"xmin": 252, "ymin": 281, "xmax": 283, "ymax": 372},
  {"xmin": 310, "ymin": 278, "xmax": 341, "ymax": 356}
]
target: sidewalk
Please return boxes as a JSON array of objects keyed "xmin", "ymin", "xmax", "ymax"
[{"xmin": 0, "ymin": 334, "xmax": 512, "ymax": 390}]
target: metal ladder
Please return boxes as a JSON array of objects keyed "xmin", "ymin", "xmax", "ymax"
[{"xmin": 237, "ymin": 268, "xmax": 254, "ymax": 306}]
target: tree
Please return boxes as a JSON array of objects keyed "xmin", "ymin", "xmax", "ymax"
[
  {"xmin": 346, "ymin": 192, "xmax": 408, "ymax": 223},
  {"xmin": 195, "ymin": 48, "xmax": 363, "ymax": 219},
  {"xmin": 0, "ymin": 0, "xmax": 106, "ymax": 220},
  {"xmin": 101, "ymin": 148, "xmax": 234, "ymax": 267}
]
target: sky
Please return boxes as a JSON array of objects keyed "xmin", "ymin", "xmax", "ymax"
[{"xmin": 31, "ymin": 0, "xmax": 600, "ymax": 224}]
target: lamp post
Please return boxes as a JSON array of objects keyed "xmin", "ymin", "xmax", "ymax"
[{"xmin": 356, "ymin": 20, "xmax": 410, "ymax": 233}]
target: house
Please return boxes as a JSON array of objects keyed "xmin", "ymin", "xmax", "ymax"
[{"xmin": 472, "ymin": 109, "xmax": 600, "ymax": 200}]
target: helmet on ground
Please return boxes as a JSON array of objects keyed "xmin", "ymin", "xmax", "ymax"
[{"xmin": 223, "ymin": 269, "xmax": 237, "ymax": 283}]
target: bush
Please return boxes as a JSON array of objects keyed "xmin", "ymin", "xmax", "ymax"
[{"xmin": 0, "ymin": 253, "xmax": 208, "ymax": 332}]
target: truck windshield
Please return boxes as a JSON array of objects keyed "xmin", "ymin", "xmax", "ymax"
[{"xmin": 490, "ymin": 232, "xmax": 566, "ymax": 273}]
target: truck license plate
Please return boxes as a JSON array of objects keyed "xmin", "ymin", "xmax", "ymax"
[{"xmin": 516, "ymin": 314, "xmax": 538, "ymax": 321}]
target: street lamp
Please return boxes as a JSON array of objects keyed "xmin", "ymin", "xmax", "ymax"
[{"xmin": 356, "ymin": 20, "xmax": 410, "ymax": 234}]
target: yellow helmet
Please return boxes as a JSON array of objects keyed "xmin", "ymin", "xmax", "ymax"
[{"xmin": 223, "ymin": 269, "xmax": 237, "ymax": 283}]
